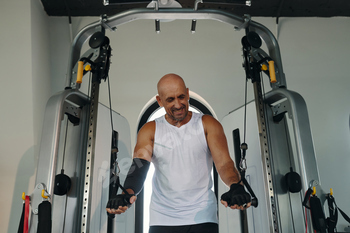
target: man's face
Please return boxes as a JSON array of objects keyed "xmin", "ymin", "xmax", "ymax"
[{"xmin": 157, "ymin": 82, "xmax": 190, "ymax": 123}]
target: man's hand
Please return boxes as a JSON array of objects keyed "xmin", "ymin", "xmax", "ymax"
[
  {"xmin": 220, "ymin": 183, "xmax": 251, "ymax": 210},
  {"xmin": 106, "ymin": 193, "xmax": 137, "ymax": 215}
]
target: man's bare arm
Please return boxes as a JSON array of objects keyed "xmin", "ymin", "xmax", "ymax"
[{"xmin": 202, "ymin": 115, "xmax": 240, "ymax": 186}]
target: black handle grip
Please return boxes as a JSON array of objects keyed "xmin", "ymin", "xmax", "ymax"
[
  {"xmin": 251, "ymin": 197, "xmax": 258, "ymax": 208},
  {"xmin": 242, "ymin": 176, "xmax": 258, "ymax": 208}
]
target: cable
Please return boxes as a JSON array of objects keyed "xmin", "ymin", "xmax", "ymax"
[
  {"xmin": 63, "ymin": 0, "xmax": 73, "ymax": 43},
  {"xmin": 243, "ymin": 77, "xmax": 248, "ymax": 144},
  {"xmin": 107, "ymin": 75, "xmax": 114, "ymax": 132},
  {"xmin": 87, "ymin": 72, "xmax": 92, "ymax": 100},
  {"xmin": 61, "ymin": 195, "xmax": 69, "ymax": 233},
  {"xmin": 61, "ymin": 118, "xmax": 69, "ymax": 171}
]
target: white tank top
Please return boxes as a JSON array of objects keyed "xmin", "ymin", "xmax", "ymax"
[{"xmin": 150, "ymin": 112, "xmax": 218, "ymax": 226}]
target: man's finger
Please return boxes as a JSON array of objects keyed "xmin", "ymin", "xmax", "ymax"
[
  {"xmin": 220, "ymin": 200, "xmax": 228, "ymax": 207},
  {"xmin": 119, "ymin": 206, "xmax": 128, "ymax": 211},
  {"xmin": 130, "ymin": 195, "xmax": 137, "ymax": 204}
]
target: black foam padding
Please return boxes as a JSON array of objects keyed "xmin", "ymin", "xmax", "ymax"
[
  {"xmin": 17, "ymin": 203, "xmax": 25, "ymax": 233},
  {"xmin": 123, "ymin": 158, "xmax": 150, "ymax": 195},
  {"xmin": 37, "ymin": 201, "xmax": 52, "ymax": 233}
]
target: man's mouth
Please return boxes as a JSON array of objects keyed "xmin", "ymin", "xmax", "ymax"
[{"xmin": 173, "ymin": 107, "xmax": 184, "ymax": 115}]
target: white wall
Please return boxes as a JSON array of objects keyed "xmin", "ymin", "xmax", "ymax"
[
  {"xmin": 1, "ymin": 2, "xmax": 349, "ymax": 232},
  {"xmin": 0, "ymin": 0, "xmax": 51, "ymax": 232}
]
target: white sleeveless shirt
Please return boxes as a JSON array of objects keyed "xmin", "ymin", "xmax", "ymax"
[{"xmin": 150, "ymin": 112, "xmax": 218, "ymax": 226}]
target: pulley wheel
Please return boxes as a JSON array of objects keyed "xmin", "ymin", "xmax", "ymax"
[
  {"xmin": 247, "ymin": 31, "xmax": 262, "ymax": 49},
  {"xmin": 54, "ymin": 173, "xmax": 71, "ymax": 196},
  {"xmin": 89, "ymin": 32, "xmax": 106, "ymax": 49}
]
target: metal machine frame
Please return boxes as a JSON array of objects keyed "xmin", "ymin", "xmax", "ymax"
[{"xmin": 28, "ymin": 3, "xmax": 321, "ymax": 233}]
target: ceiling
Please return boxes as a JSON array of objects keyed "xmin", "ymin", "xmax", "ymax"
[{"xmin": 41, "ymin": 0, "xmax": 350, "ymax": 18}]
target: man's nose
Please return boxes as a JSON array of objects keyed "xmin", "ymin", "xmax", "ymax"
[{"xmin": 174, "ymin": 98, "xmax": 181, "ymax": 108}]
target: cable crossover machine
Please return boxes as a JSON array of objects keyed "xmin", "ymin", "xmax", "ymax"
[{"xmin": 18, "ymin": 1, "xmax": 348, "ymax": 233}]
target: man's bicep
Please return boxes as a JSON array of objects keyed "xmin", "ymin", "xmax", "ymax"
[
  {"xmin": 205, "ymin": 117, "xmax": 230, "ymax": 160},
  {"xmin": 133, "ymin": 122, "xmax": 154, "ymax": 161},
  {"xmin": 204, "ymin": 116, "xmax": 235, "ymax": 174}
]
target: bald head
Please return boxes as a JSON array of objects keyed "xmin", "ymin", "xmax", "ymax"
[{"xmin": 157, "ymin": 73, "xmax": 187, "ymax": 97}]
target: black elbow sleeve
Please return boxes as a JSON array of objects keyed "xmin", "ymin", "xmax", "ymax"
[{"xmin": 123, "ymin": 158, "xmax": 150, "ymax": 195}]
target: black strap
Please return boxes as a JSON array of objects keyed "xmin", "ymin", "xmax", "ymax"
[
  {"xmin": 310, "ymin": 196, "xmax": 327, "ymax": 232},
  {"xmin": 302, "ymin": 188, "xmax": 313, "ymax": 209},
  {"xmin": 333, "ymin": 197, "xmax": 350, "ymax": 223},
  {"xmin": 326, "ymin": 194, "xmax": 350, "ymax": 233},
  {"xmin": 17, "ymin": 203, "xmax": 25, "ymax": 233},
  {"xmin": 338, "ymin": 207, "xmax": 350, "ymax": 223},
  {"xmin": 326, "ymin": 195, "xmax": 338, "ymax": 233}
]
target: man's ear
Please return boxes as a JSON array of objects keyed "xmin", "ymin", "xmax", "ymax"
[{"xmin": 156, "ymin": 95, "xmax": 163, "ymax": 107}]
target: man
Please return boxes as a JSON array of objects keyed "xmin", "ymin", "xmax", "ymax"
[{"xmin": 106, "ymin": 73, "xmax": 251, "ymax": 233}]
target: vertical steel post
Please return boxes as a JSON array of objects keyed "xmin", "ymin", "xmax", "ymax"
[
  {"xmin": 252, "ymin": 80, "xmax": 280, "ymax": 233},
  {"xmin": 81, "ymin": 80, "xmax": 100, "ymax": 233}
]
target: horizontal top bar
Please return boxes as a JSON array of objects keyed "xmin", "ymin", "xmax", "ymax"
[{"xmin": 66, "ymin": 8, "xmax": 286, "ymax": 88}]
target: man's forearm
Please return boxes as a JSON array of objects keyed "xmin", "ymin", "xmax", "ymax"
[{"xmin": 218, "ymin": 161, "xmax": 241, "ymax": 186}]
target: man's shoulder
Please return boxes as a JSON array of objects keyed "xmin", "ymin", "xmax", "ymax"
[
  {"xmin": 201, "ymin": 115, "xmax": 222, "ymax": 132},
  {"xmin": 139, "ymin": 121, "xmax": 156, "ymax": 135},
  {"xmin": 201, "ymin": 114, "xmax": 216, "ymax": 123}
]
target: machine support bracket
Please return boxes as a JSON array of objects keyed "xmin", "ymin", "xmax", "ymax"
[
  {"xmin": 63, "ymin": 101, "xmax": 82, "ymax": 125},
  {"xmin": 269, "ymin": 98, "xmax": 292, "ymax": 122},
  {"xmin": 234, "ymin": 14, "xmax": 251, "ymax": 31}
]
